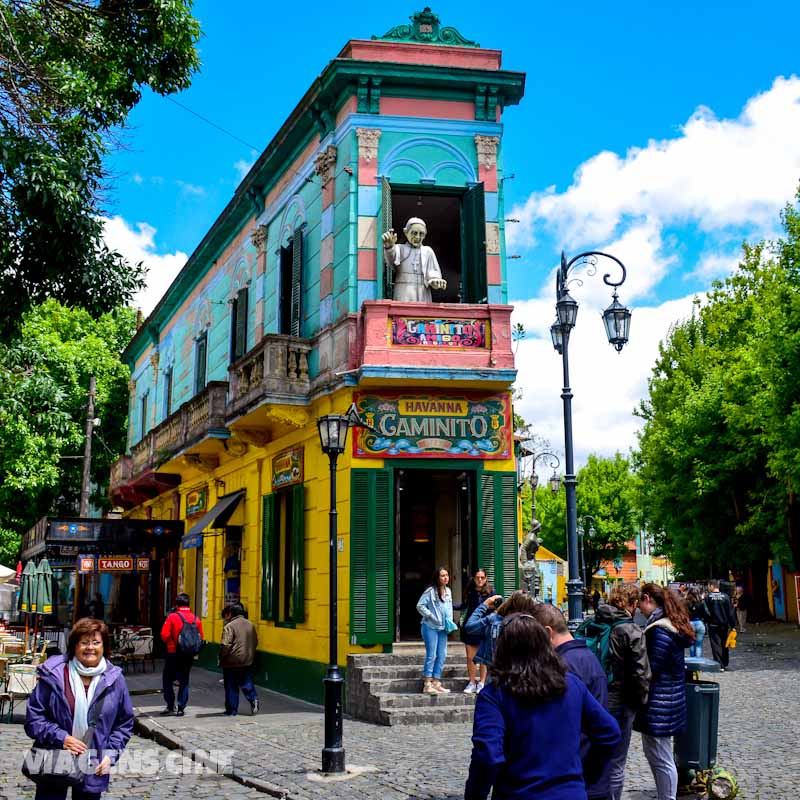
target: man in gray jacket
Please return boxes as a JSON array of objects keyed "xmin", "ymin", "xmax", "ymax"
[{"xmin": 220, "ymin": 604, "xmax": 259, "ymax": 715}]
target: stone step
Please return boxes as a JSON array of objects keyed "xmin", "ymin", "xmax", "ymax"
[
  {"xmin": 380, "ymin": 705, "xmax": 476, "ymax": 725},
  {"xmin": 350, "ymin": 651, "xmax": 467, "ymax": 667},
  {"xmin": 365, "ymin": 676, "xmax": 469, "ymax": 694},
  {"xmin": 359, "ymin": 663, "xmax": 468, "ymax": 681},
  {"xmin": 376, "ymin": 691, "xmax": 479, "ymax": 709}
]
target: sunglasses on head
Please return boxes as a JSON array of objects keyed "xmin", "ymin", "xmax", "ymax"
[{"xmin": 500, "ymin": 612, "xmax": 536, "ymax": 631}]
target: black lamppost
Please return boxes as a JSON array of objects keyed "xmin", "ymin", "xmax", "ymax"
[
  {"xmin": 316, "ymin": 406, "xmax": 371, "ymax": 774},
  {"xmin": 550, "ymin": 250, "xmax": 632, "ymax": 630},
  {"xmin": 578, "ymin": 515, "xmax": 596, "ymax": 591}
]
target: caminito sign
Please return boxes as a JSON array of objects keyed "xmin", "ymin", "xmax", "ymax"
[
  {"xmin": 352, "ymin": 392, "xmax": 512, "ymax": 459},
  {"xmin": 390, "ymin": 317, "xmax": 488, "ymax": 348}
]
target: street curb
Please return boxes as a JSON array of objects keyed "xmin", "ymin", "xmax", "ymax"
[{"xmin": 133, "ymin": 711, "xmax": 294, "ymax": 799}]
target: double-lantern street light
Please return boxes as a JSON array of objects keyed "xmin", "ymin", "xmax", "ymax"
[
  {"xmin": 550, "ymin": 250, "xmax": 632, "ymax": 631},
  {"xmin": 316, "ymin": 404, "xmax": 374, "ymax": 775},
  {"xmin": 578, "ymin": 514, "xmax": 596, "ymax": 590}
]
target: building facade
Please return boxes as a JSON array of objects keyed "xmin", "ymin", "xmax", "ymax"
[{"xmin": 110, "ymin": 10, "xmax": 525, "ymax": 702}]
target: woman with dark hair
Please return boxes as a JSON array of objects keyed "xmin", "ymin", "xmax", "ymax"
[
  {"xmin": 686, "ymin": 587, "xmax": 709, "ymax": 658},
  {"xmin": 24, "ymin": 617, "xmax": 134, "ymax": 799},
  {"xmin": 416, "ymin": 566, "xmax": 455, "ymax": 695},
  {"xmin": 465, "ymin": 614, "xmax": 620, "ymax": 800},
  {"xmin": 459, "ymin": 568, "xmax": 494, "ymax": 694},
  {"xmin": 634, "ymin": 583, "xmax": 695, "ymax": 800}
]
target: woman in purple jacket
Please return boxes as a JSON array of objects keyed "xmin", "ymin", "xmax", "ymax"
[
  {"xmin": 24, "ymin": 617, "xmax": 134, "ymax": 799},
  {"xmin": 465, "ymin": 613, "xmax": 620, "ymax": 800}
]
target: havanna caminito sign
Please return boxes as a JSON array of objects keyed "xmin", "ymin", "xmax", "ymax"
[{"xmin": 352, "ymin": 392, "xmax": 512, "ymax": 459}]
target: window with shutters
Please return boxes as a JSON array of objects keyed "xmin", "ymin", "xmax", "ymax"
[
  {"xmin": 230, "ymin": 287, "xmax": 249, "ymax": 363},
  {"xmin": 478, "ymin": 472, "xmax": 518, "ymax": 596},
  {"xmin": 139, "ymin": 391, "xmax": 149, "ymax": 441},
  {"xmin": 279, "ymin": 229, "xmax": 303, "ymax": 336},
  {"xmin": 194, "ymin": 332, "xmax": 207, "ymax": 396},
  {"xmin": 261, "ymin": 485, "xmax": 304, "ymax": 625},
  {"xmin": 381, "ymin": 181, "xmax": 487, "ymax": 304},
  {"xmin": 163, "ymin": 367, "xmax": 173, "ymax": 419},
  {"xmin": 350, "ymin": 469, "xmax": 394, "ymax": 645}
]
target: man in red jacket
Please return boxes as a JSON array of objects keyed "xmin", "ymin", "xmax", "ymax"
[{"xmin": 160, "ymin": 592, "xmax": 204, "ymax": 716}]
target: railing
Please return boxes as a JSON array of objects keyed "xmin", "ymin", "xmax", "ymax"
[
  {"xmin": 227, "ymin": 335, "xmax": 311, "ymax": 419},
  {"xmin": 110, "ymin": 382, "xmax": 228, "ymax": 490}
]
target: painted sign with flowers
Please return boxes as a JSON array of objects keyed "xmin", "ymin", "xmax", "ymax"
[{"xmin": 352, "ymin": 392, "xmax": 512, "ymax": 459}]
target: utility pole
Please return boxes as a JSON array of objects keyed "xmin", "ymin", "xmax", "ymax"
[{"xmin": 79, "ymin": 375, "xmax": 96, "ymax": 517}]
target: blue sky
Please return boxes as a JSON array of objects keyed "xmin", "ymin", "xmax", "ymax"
[{"xmin": 104, "ymin": 1, "xmax": 800, "ymax": 465}]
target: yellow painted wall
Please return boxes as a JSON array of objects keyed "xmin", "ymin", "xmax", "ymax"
[{"xmin": 139, "ymin": 387, "xmax": 517, "ymax": 669}]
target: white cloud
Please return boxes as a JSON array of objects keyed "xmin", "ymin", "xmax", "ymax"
[
  {"xmin": 102, "ymin": 216, "xmax": 187, "ymax": 317},
  {"xmin": 508, "ymin": 75, "xmax": 800, "ymax": 251},
  {"xmin": 511, "ymin": 295, "xmax": 699, "ymax": 468},
  {"xmin": 234, "ymin": 157, "xmax": 256, "ymax": 181},
  {"xmin": 176, "ymin": 180, "xmax": 207, "ymax": 198}
]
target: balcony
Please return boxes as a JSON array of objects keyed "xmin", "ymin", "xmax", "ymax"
[
  {"xmin": 356, "ymin": 301, "xmax": 516, "ymax": 386},
  {"xmin": 226, "ymin": 335, "xmax": 312, "ymax": 422}
]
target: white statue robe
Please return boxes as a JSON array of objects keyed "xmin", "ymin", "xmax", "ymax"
[{"xmin": 384, "ymin": 243, "xmax": 443, "ymax": 303}]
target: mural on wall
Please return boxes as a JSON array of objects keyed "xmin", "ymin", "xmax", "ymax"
[
  {"xmin": 391, "ymin": 317, "xmax": 488, "ymax": 348},
  {"xmin": 272, "ymin": 446, "xmax": 304, "ymax": 490},
  {"xmin": 186, "ymin": 487, "xmax": 208, "ymax": 517},
  {"xmin": 352, "ymin": 391, "xmax": 512, "ymax": 458},
  {"xmin": 771, "ymin": 562, "xmax": 786, "ymax": 620}
]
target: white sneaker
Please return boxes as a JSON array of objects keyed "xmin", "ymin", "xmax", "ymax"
[
  {"xmin": 463, "ymin": 681, "xmax": 478, "ymax": 694},
  {"xmin": 476, "ymin": 681, "xmax": 485, "ymax": 693}
]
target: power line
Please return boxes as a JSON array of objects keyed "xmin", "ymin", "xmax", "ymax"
[{"xmin": 167, "ymin": 97, "xmax": 260, "ymax": 152}]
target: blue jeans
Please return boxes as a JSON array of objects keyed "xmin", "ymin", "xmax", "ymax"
[
  {"xmin": 690, "ymin": 619, "xmax": 706, "ymax": 658},
  {"xmin": 608, "ymin": 707, "xmax": 636, "ymax": 800},
  {"xmin": 421, "ymin": 623, "xmax": 447, "ymax": 678},
  {"xmin": 162, "ymin": 652, "xmax": 194, "ymax": 710},
  {"xmin": 223, "ymin": 666, "xmax": 258, "ymax": 714},
  {"xmin": 641, "ymin": 733, "xmax": 678, "ymax": 800}
]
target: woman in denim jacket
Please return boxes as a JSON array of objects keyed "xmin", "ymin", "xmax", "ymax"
[
  {"xmin": 464, "ymin": 591, "xmax": 537, "ymax": 681},
  {"xmin": 416, "ymin": 566, "xmax": 455, "ymax": 694}
]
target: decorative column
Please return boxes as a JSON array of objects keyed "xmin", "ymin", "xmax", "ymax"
[
  {"xmin": 476, "ymin": 135, "xmax": 501, "ymax": 302},
  {"xmin": 251, "ymin": 224, "xmax": 268, "ymax": 340},
  {"xmin": 315, "ymin": 145, "xmax": 338, "ymax": 328},
  {"xmin": 356, "ymin": 128, "xmax": 382, "ymax": 306}
]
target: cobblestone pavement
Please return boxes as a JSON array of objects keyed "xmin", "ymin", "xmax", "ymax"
[{"xmin": 1, "ymin": 623, "xmax": 798, "ymax": 799}]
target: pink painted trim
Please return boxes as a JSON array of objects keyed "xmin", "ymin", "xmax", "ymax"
[
  {"xmin": 340, "ymin": 40, "xmax": 502, "ymax": 71},
  {"xmin": 359, "ymin": 157, "xmax": 378, "ymax": 187},
  {"xmin": 380, "ymin": 97, "xmax": 474, "ymax": 120},
  {"xmin": 320, "ymin": 266, "xmax": 332, "ymax": 298},
  {"xmin": 479, "ymin": 164, "xmax": 497, "ymax": 192},
  {"xmin": 487, "ymin": 255, "xmax": 502, "ymax": 284},
  {"xmin": 336, "ymin": 96, "xmax": 357, "ymax": 127},
  {"xmin": 358, "ymin": 249, "xmax": 377, "ymax": 280}
]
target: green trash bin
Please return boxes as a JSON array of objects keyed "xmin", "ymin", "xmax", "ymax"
[{"xmin": 674, "ymin": 676, "xmax": 720, "ymax": 773}]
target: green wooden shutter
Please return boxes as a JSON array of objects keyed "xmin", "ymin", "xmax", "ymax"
[
  {"xmin": 261, "ymin": 493, "xmax": 276, "ymax": 621},
  {"xmin": 194, "ymin": 333, "xmax": 207, "ymax": 394},
  {"xmin": 233, "ymin": 287, "xmax": 248, "ymax": 360},
  {"xmin": 290, "ymin": 484, "xmax": 305, "ymax": 623},
  {"xmin": 461, "ymin": 183, "xmax": 487, "ymax": 303},
  {"xmin": 478, "ymin": 473, "xmax": 518, "ymax": 595},
  {"xmin": 381, "ymin": 177, "xmax": 393, "ymax": 299},
  {"xmin": 290, "ymin": 229, "xmax": 303, "ymax": 337},
  {"xmin": 350, "ymin": 469, "xmax": 394, "ymax": 645}
]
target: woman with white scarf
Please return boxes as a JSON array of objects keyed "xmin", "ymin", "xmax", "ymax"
[{"xmin": 25, "ymin": 617, "xmax": 134, "ymax": 799}]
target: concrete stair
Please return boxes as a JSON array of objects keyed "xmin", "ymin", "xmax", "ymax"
[{"xmin": 346, "ymin": 643, "xmax": 479, "ymax": 725}]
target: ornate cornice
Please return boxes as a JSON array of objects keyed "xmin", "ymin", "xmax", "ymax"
[
  {"xmin": 356, "ymin": 128, "xmax": 381, "ymax": 163},
  {"xmin": 373, "ymin": 8, "xmax": 479, "ymax": 48},
  {"xmin": 314, "ymin": 145, "xmax": 338, "ymax": 185},
  {"xmin": 475, "ymin": 135, "xmax": 500, "ymax": 169}
]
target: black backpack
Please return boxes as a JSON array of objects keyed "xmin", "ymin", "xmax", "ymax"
[{"xmin": 176, "ymin": 610, "xmax": 203, "ymax": 656}]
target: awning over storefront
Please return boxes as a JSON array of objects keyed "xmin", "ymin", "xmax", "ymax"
[{"xmin": 181, "ymin": 490, "xmax": 245, "ymax": 550}]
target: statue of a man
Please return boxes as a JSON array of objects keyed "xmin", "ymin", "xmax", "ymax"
[
  {"xmin": 518, "ymin": 520, "xmax": 543, "ymax": 597},
  {"xmin": 381, "ymin": 217, "xmax": 447, "ymax": 302}
]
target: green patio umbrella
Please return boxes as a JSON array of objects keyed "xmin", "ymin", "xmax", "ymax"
[
  {"xmin": 36, "ymin": 558, "xmax": 54, "ymax": 616},
  {"xmin": 19, "ymin": 561, "xmax": 37, "ymax": 614}
]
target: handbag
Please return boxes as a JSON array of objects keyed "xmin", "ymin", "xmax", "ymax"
[
  {"xmin": 725, "ymin": 629, "xmax": 737, "ymax": 649},
  {"xmin": 444, "ymin": 618, "xmax": 459, "ymax": 634},
  {"xmin": 22, "ymin": 686, "xmax": 106, "ymax": 789}
]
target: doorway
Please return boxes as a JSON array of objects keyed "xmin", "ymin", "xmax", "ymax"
[{"xmin": 395, "ymin": 468, "xmax": 476, "ymax": 640}]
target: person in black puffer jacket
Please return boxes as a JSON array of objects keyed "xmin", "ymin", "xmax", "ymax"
[
  {"xmin": 634, "ymin": 583, "xmax": 695, "ymax": 800},
  {"xmin": 594, "ymin": 583, "xmax": 651, "ymax": 800}
]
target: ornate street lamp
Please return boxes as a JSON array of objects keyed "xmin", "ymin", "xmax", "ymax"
[
  {"xmin": 316, "ymin": 403, "xmax": 372, "ymax": 774},
  {"xmin": 551, "ymin": 250, "xmax": 632, "ymax": 630},
  {"xmin": 578, "ymin": 515, "xmax": 596, "ymax": 593}
]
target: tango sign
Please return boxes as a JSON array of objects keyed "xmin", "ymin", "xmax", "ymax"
[{"xmin": 352, "ymin": 392, "xmax": 512, "ymax": 459}]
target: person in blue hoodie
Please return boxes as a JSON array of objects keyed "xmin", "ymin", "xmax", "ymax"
[
  {"xmin": 24, "ymin": 617, "xmax": 134, "ymax": 799},
  {"xmin": 532, "ymin": 602, "xmax": 612, "ymax": 800},
  {"xmin": 465, "ymin": 613, "xmax": 620, "ymax": 800}
]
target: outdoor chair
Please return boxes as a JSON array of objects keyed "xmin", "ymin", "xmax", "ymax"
[{"xmin": 130, "ymin": 634, "xmax": 155, "ymax": 672}]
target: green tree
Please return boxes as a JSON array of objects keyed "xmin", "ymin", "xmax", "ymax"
[
  {"xmin": 0, "ymin": 300, "xmax": 136, "ymax": 564},
  {"xmin": 635, "ymin": 189, "xmax": 800, "ymax": 617},
  {"xmin": 0, "ymin": 0, "xmax": 201, "ymax": 339}
]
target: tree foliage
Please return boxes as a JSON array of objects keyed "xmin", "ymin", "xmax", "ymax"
[
  {"xmin": 0, "ymin": 0, "xmax": 201, "ymax": 339},
  {"xmin": 534, "ymin": 453, "xmax": 638, "ymax": 575},
  {"xmin": 0, "ymin": 300, "xmax": 136, "ymax": 564},
  {"xmin": 634, "ymin": 189, "xmax": 800, "ymax": 613}
]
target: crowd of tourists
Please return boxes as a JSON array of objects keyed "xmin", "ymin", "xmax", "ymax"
[{"xmin": 417, "ymin": 567, "xmax": 740, "ymax": 800}]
